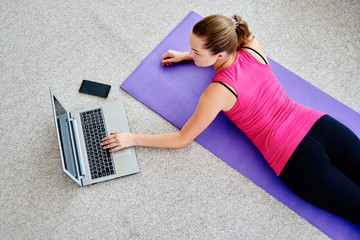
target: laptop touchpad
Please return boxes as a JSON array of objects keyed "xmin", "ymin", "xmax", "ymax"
[{"xmin": 112, "ymin": 148, "xmax": 133, "ymax": 157}]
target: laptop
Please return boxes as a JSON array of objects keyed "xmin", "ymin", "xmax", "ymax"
[{"xmin": 50, "ymin": 90, "xmax": 140, "ymax": 186}]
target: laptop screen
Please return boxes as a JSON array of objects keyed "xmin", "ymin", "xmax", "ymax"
[{"xmin": 52, "ymin": 95, "xmax": 78, "ymax": 179}]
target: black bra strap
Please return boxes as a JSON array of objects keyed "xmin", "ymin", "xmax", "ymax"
[
  {"xmin": 241, "ymin": 47, "xmax": 268, "ymax": 65},
  {"xmin": 213, "ymin": 81, "xmax": 238, "ymax": 98}
]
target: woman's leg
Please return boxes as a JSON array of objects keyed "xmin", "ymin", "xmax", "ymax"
[
  {"xmin": 280, "ymin": 115, "xmax": 360, "ymax": 225},
  {"xmin": 308, "ymin": 115, "xmax": 360, "ymax": 186}
]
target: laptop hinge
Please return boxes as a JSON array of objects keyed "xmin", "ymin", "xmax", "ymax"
[{"xmin": 68, "ymin": 117, "xmax": 86, "ymax": 180}]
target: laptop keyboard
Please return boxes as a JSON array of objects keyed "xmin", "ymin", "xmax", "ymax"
[{"xmin": 80, "ymin": 108, "xmax": 115, "ymax": 179}]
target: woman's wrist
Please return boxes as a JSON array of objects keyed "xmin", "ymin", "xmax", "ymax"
[
  {"xmin": 182, "ymin": 51, "xmax": 192, "ymax": 61},
  {"xmin": 129, "ymin": 133, "xmax": 138, "ymax": 147}
]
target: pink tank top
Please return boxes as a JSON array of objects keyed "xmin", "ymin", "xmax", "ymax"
[{"xmin": 212, "ymin": 48, "xmax": 325, "ymax": 176}]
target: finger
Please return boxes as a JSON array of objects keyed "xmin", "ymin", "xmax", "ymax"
[
  {"xmin": 102, "ymin": 142, "xmax": 118, "ymax": 149},
  {"xmin": 108, "ymin": 146, "xmax": 123, "ymax": 152},
  {"xmin": 163, "ymin": 61, "xmax": 169, "ymax": 67},
  {"xmin": 101, "ymin": 138, "xmax": 117, "ymax": 146},
  {"xmin": 161, "ymin": 57, "xmax": 173, "ymax": 64},
  {"xmin": 101, "ymin": 140, "xmax": 110, "ymax": 147},
  {"xmin": 162, "ymin": 55, "xmax": 172, "ymax": 61},
  {"xmin": 161, "ymin": 54, "xmax": 170, "ymax": 62},
  {"xmin": 101, "ymin": 133, "xmax": 117, "ymax": 142},
  {"xmin": 161, "ymin": 51, "xmax": 172, "ymax": 59}
]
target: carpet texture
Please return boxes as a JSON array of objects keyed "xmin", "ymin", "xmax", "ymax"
[{"xmin": 1, "ymin": 1, "xmax": 359, "ymax": 239}]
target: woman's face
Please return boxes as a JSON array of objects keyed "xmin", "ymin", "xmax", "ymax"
[{"xmin": 189, "ymin": 32, "xmax": 219, "ymax": 67}]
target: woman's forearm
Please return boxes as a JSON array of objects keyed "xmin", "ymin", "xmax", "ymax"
[
  {"xmin": 131, "ymin": 132, "xmax": 191, "ymax": 149},
  {"xmin": 182, "ymin": 51, "xmax": 193, "ymax": 61}
]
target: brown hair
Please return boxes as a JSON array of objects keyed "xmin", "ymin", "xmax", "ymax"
[{"xmin": 192, "ymin": 14, "xmax": 252, "ymax": 55}]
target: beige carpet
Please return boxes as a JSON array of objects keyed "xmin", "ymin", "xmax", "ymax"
[{"xmin": 1, "ymin": 0, "xmax": 359, "ymax": 239}]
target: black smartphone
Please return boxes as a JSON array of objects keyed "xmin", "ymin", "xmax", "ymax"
[{"xmin": 79, "ymin": 80, "xmax": 111, "ymax": 98}]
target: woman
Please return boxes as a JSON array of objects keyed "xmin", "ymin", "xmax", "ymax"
[{"xmin": 102, "ymin": 14, "xmax": 360, "ymax": 225}]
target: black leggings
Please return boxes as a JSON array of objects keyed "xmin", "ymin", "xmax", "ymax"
[{"xmin": 279, "ymin": 115, "xmax": 360, "ymax": 225}]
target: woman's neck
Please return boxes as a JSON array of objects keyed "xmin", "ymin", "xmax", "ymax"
[{"xmin": 214, "ymin": 51, "xmax": 237, "ymax": 72}]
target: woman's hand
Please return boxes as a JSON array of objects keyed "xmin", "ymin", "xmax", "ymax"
[
  {"xmin": 101, "ymin": 132, "xmax": 133, "ymax": 152},
  {"xmin": 161, "ymin": 50, "xmax": 191, "ymax": 66}
]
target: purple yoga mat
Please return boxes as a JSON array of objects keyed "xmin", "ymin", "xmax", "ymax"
[{"xmin": 121, "ymin": 11, "xmax": 360, "ymax": 239}]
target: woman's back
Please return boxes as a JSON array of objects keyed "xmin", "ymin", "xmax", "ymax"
[{"xmin": 212, "ymin": 48, "xmax": 324, "ymax": 175}]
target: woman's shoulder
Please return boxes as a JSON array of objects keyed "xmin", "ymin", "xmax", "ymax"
[
  {"xmin": 242, "ymin": 37, "xmax": 269, "ymax": 65},
  {"xmin": 242, "ymin": 37, "xmax": 263, "ymax": 51}
]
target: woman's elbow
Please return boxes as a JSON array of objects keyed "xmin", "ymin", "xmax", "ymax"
[
  {"xmin": 176, "ymin": 135, "xmax": 193, "ymax": 148},
  {"xmin": 177, "ymin": 141, "xmax": 191, "ymax": 148}
]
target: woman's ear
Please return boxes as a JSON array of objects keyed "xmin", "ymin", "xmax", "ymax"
[{"xmin": 217, "ymin": 52, "xmax": 226, "ymax": 59}]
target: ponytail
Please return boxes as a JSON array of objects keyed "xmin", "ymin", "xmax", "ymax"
[
  {"xmin": 192, "ymin": 14, "xmax": 252, "ymax": 55},
  {"xmin": 232, "ymin": 15, "xmax": 253, "ymax": 49}
]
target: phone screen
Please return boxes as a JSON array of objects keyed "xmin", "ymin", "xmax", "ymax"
[{"xmin": 79, "ymin": 80, "xmax": 111, "ymax": 98}]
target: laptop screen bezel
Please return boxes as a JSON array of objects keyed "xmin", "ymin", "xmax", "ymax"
[{"xmin": 50, "ymin": 90, "xmax": 82, "ymax": 186}]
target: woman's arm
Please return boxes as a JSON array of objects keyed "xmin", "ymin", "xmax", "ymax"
[
  {"xmin": 101, "ymin": 83, "xmax": 230, "ymax": 152},
  {"xmin": 161, "ymin": 50, "xmax": 193, "ymax": 66}
]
